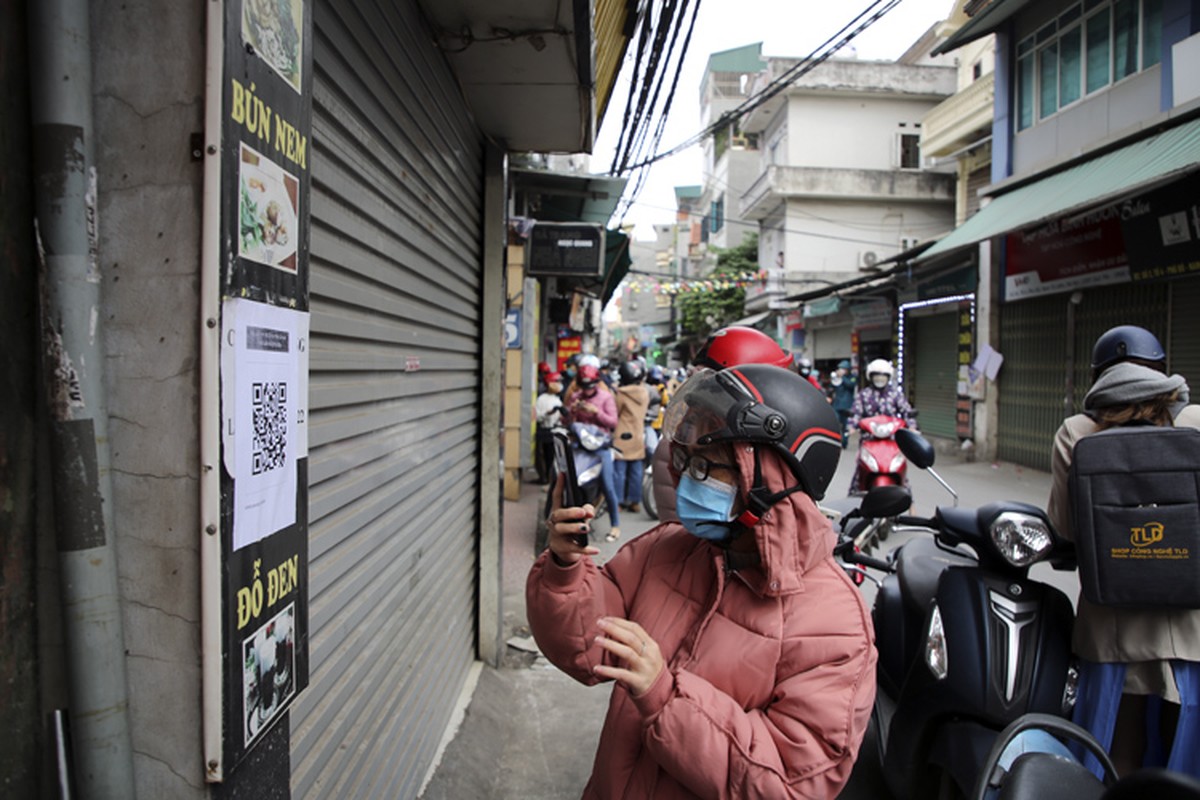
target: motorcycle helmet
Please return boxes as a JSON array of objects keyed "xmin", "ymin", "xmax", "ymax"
[
  {"xmin": 578, "ymin": 353, "xmax": 601, "ymax": 369},
  {"xmin": 618, "ymin": 360, "xmax": 645, "ymax": 385},
  {"xmin": 647, "ymin": 365, "xmax": 665, "ymax": 384},
  {"xmin": 1090, "ymin": 325, "xmax": 1166, "ymax": 375},
  {"xmin": 837, "ymin": 359, "xmax": 851, "ymax": 371},
  {"xmin": 577, "ymin": 364, "xmax": 601, "ymax": 389},
  {"xmin": 866, "ymin": 359, "xmax": 894, "ymax": 389},
  {"xmin": 694, "ymin": 326, "xmax": 792, "ymax": 370},
  {"xmin": 796, "ymin": 356, "xmax": 814, "ymax": 376},
  {"xmin": 665, "ymin": 364, "xmax": 842, "ymax": 500}
]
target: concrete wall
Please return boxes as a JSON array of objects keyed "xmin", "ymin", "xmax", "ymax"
[
  {"xmin": 784, "ymin": 95, "xmax": 945, "ymax": 170},
  {"xmin": 93, "ymin": 1, "xmax": 207, "ymax": 795},
  {"xmin": 780, "ymin": 197, "xmax": 954, "ymax": 275}
]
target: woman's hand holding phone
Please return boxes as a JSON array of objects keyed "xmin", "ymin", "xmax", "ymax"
[{"xmin": 547, "ymin": 474, "xmax": 600, "ymax": 564}]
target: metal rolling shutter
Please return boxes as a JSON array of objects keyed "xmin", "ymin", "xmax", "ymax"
[
  {"xmin": 998, "ymin": 282, "xmax": 1167, "ymax": 470},
  {"xmin": 908, "ymin": 311, "xmax": 959, "ymax": 439},
  {"xmin": 292, "ymin": 3, "xmax": 485, "ymax": 796},
  {"xmin": 1169, "ymin": 276, "xmax": 1200, "ymax": 380}
]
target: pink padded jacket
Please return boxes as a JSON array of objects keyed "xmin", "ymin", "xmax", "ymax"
[{"xmin": 527, "ymin": 444, "xmax": 877, "ymax": 799}]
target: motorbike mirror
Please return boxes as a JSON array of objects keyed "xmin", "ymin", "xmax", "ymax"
[
  {"xmin": 896, "ymin": 428, "xmax": 935, "ymax": 470},
  {"xmin": 859, "ymin": 485, "xmax": 912, "ymax": 519}
]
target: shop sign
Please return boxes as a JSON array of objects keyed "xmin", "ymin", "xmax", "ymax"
[
  {"xmin": 1119, "ymin": 180, "xmax": 1200, "ymax": 282},
  {"xmin": 526, "ymin": 223, "xmax": 605, "ymax": 277},
  {"xmin": 919, "ymin": 265, "xmax": 977, "ymax": 301},
  {"xmin": 1005, "ymin": 206, "xmax": 1129, "ymax": 300},
  {"xmin": 850, "ymin": 299, "xmax": 893, "ymax": 329},
  {"xmin": 211, "ymin": 0, "xmax": 313, "ymax": 777},
  {"xmin": 556, "ymin": 334, "xmax": 581, "ymax": 373}
]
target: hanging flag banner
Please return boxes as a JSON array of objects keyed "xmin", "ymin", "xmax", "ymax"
[
  {"xmin": 622, "ymin": 270, "xmax": 768, "ymax": 295},
  {"xmin": 211, "ymin": 0, "xmax": 312, "ymax": 778}
]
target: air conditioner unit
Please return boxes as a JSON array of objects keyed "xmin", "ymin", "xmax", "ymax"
[{"xmin": 860, "ymin": 251, "xmax": 879, "ymax": 269}]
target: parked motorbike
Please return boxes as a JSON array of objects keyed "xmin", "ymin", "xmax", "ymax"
[
  {"xmin": 839, "ymin": 428, "xmax": 1078, "ymax": 799},
  {"xmin": 851, "ymin": 414, "xmax": 910, "ymax": 494},
  {"xmin": 970, "ymin": 712, "xmax": 1200, "ymax": 799}
]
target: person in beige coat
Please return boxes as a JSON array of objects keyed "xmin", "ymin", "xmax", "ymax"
[
  {"xmin": 611, "ymin": 360, "xmax": 650, "ymax": 533},
  {"xmin": 1047, "ymin": 325, "xmax": 1200, "ymax": 777}
]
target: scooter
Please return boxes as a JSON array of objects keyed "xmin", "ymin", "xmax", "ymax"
[
  {"xmin": 851, "ymin": 414, "xmax": 909, "ymax": 494},
  {"xmin": 839, "ymin": 428, "xmax": 1078, "ymax": 799}
]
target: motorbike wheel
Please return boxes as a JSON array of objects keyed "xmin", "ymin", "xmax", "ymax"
[{"xmin": 642, "ymin": 465, "xmax": 658, "ymax": 520}]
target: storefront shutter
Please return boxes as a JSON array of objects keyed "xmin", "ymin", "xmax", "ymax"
[
  {"xmin": 998, "ymin": 282, "xmax": 1168, "ymax": 470},
  {"xmin": 292, "ymin": 3, "xmax": 485, "ymax": 796},
  {"xmin": 1169, "ymin": 276, "xmax": 1200, "ymax": 381},
  {"xmin": 907, "ymin": 311, "xmax": 959, "ymax": 439}
]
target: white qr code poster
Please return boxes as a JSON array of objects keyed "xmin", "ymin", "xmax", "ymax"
[{"xmin": 221, "ymin": 297, "xmax": 309, "ymax": 550}]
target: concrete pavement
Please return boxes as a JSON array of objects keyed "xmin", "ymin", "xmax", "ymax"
[{"xmin": 420, "ymin": 445, "xmax": 1069, "ymax": 799}]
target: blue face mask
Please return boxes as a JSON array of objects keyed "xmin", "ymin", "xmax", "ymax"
[{"xmin": 676, "ymin": 474, "xmax": 738, "ymax": 541}]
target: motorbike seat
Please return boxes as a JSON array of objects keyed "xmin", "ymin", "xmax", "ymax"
[{"xmin": 896, "ymin": 537, "xmax": 975, "ymax": 620}]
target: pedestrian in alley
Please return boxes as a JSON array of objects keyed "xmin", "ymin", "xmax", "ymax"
[
  {"xmin": 827, "ymin": 359, "xmax": 858, "ymax": 449},
  {"xmin": 534, "ymin": 371, "xmax": 565, "ymax": 485},
  {"xmin": 568, "ymin": 363, "xmax": 621, "ymax": 539},
  {"xmin": 612, "ymin": 360, "xmax": 650, "ymax": 519},
  {"xmin": 528, "ymin": 364, "xmax": 876, "ymax": 799},
  {"xmin": 1046, "ymin": 325, "xmax": 1200, "ymax": 778}
]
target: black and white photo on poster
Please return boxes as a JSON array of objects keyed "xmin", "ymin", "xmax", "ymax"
[{"xmin": 242, "ymin": 603, "xmax": 297, "ymax": 747}]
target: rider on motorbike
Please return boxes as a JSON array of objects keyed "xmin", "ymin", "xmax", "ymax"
[{"xmin": 846, "ymin": 359, "xmax": 917, "ymax": 494}]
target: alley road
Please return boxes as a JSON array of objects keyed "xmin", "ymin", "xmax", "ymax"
[{"xmin": 421, "ymin": 443, "xmax": 1076, "ymax": 799}]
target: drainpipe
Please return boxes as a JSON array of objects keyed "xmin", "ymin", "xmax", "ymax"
[
  {"xmin": 1064, "ymin": 290, "xmax": 1084, "ymax": 417},
  {"xmin": 28, "ymin": 2, "xmax": 136, "ymax": 798}
]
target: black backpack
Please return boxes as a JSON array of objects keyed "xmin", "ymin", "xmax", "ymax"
[{"xmin": 1068, "ymin": 424, "xmax": 1200, "ymax": 609}]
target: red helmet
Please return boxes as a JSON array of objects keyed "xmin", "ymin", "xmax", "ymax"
[
  {"xmin": 694, "ymin": 326, "xmax": 791, "ymax": 370},
  {"xmin": 577, "ymin": 364, "xmax": 601, "ymax": 389}
]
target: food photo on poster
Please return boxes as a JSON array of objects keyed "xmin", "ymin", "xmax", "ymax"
[
  {"xmin": 242, "ymin": 0, "xmax": 304, "ymax": 93},
  {"xmin": 239, "ymin": 142, "xmax": 299, "ymax": 273}
]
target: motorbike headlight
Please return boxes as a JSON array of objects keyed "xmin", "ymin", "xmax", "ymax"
[
  {"xmin": 925, "ymin": 603, "xmax": 948, "ymax": 680},
  {"xmin": 869, "ymin": 421, "xmax": 897, "ymax": 438},
  {"xmin": 989, "ymin": 512, "xmax": 1053, "ymax": 567},
  {"xmin": 887, "ymin": 453, "xmax": 907, "ymax": 473}
]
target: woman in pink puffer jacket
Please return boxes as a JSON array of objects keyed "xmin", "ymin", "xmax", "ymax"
[{"xmin": 529, "ymin": 365, "xmax": 876, "ymax": 799}]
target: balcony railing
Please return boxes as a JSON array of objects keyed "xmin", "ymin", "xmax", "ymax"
[{"xmin": 921, "ymin": 72, "xmax": 995, "ymax": 157}]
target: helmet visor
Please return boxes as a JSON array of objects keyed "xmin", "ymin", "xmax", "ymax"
[{"xmin": 663, "ymin": 368, "xmax": 752, "ymax": 447}]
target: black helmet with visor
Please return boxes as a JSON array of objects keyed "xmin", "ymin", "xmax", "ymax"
[{"xmin": 664, "ymin": 365, "xmax": 842, "ymax": 504}]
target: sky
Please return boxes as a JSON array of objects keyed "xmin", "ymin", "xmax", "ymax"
[{"xmin": 591, "ymin": 0, "xmax": 957, "ymax": 240}]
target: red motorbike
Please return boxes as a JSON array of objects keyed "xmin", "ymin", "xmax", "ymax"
[{"xmin": 851, "ymin": 414, "xmax": 908, "ymax": 493}]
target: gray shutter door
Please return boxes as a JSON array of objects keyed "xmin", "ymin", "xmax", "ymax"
[
  {"xmin": 1170, "ymin": 276, "xmax": 1200, "ymax": 380},
  {"xmin": 292, "ymin": 3, "xmax": 485, "ymax": 796},
  {"xmin": 997, "ymin": 282, "xmax": 1168, "ymax": 470},
  {"xmin": 907, "ymin": 311, "xmax": 959, "ymax": 439}
]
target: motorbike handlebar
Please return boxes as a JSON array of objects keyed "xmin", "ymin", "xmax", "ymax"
[
  {"xmin": 896, "ymin": 515, "xmax": 934, "ymax": 528},
  {"xmin": 844, "ymin": 551, "xmax": 894, "ymax": 573}
]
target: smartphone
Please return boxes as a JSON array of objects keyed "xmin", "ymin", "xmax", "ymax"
[{"xmin": 551, "ymin": 429, "xmax": 590, "ymax": 548}]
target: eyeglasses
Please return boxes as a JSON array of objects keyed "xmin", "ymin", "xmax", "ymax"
[{"xmin": 671, "ymin": 446, "xmax": 736, "ymax": 482}]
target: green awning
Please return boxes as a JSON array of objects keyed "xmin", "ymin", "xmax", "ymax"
[{"xmin": 918, "ymin": 117, "xmax": 1200, "ymax": 262}]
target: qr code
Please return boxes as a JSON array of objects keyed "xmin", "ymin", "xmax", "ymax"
[{"xmin": 252, "ymin": 381, "xmax": 288, "ymax": 475}]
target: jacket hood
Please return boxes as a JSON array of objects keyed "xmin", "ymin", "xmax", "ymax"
[{"xmin": 731, "ymin": 443, "xmax": 835, "ymax": 597}]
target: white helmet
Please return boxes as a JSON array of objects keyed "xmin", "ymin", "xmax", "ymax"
[
  {"xmin": 578, "ymin": 353, "xmax": 601, "ymax": 369},
  {"xmin": 866, "ymin": 359, "xmax": 894, "ymax": 378},
  {"xmin": 866, "ymin": 359, "xmax": 894, "ymax": 388}
]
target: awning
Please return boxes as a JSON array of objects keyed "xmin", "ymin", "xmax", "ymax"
[
  {"xmin": 932, "ymin": 0, "xmax": 1033, "ymax": 56},
  {"xmin": 918, "ymin": 117, "xmax": 1200, "ymax": 262}
]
